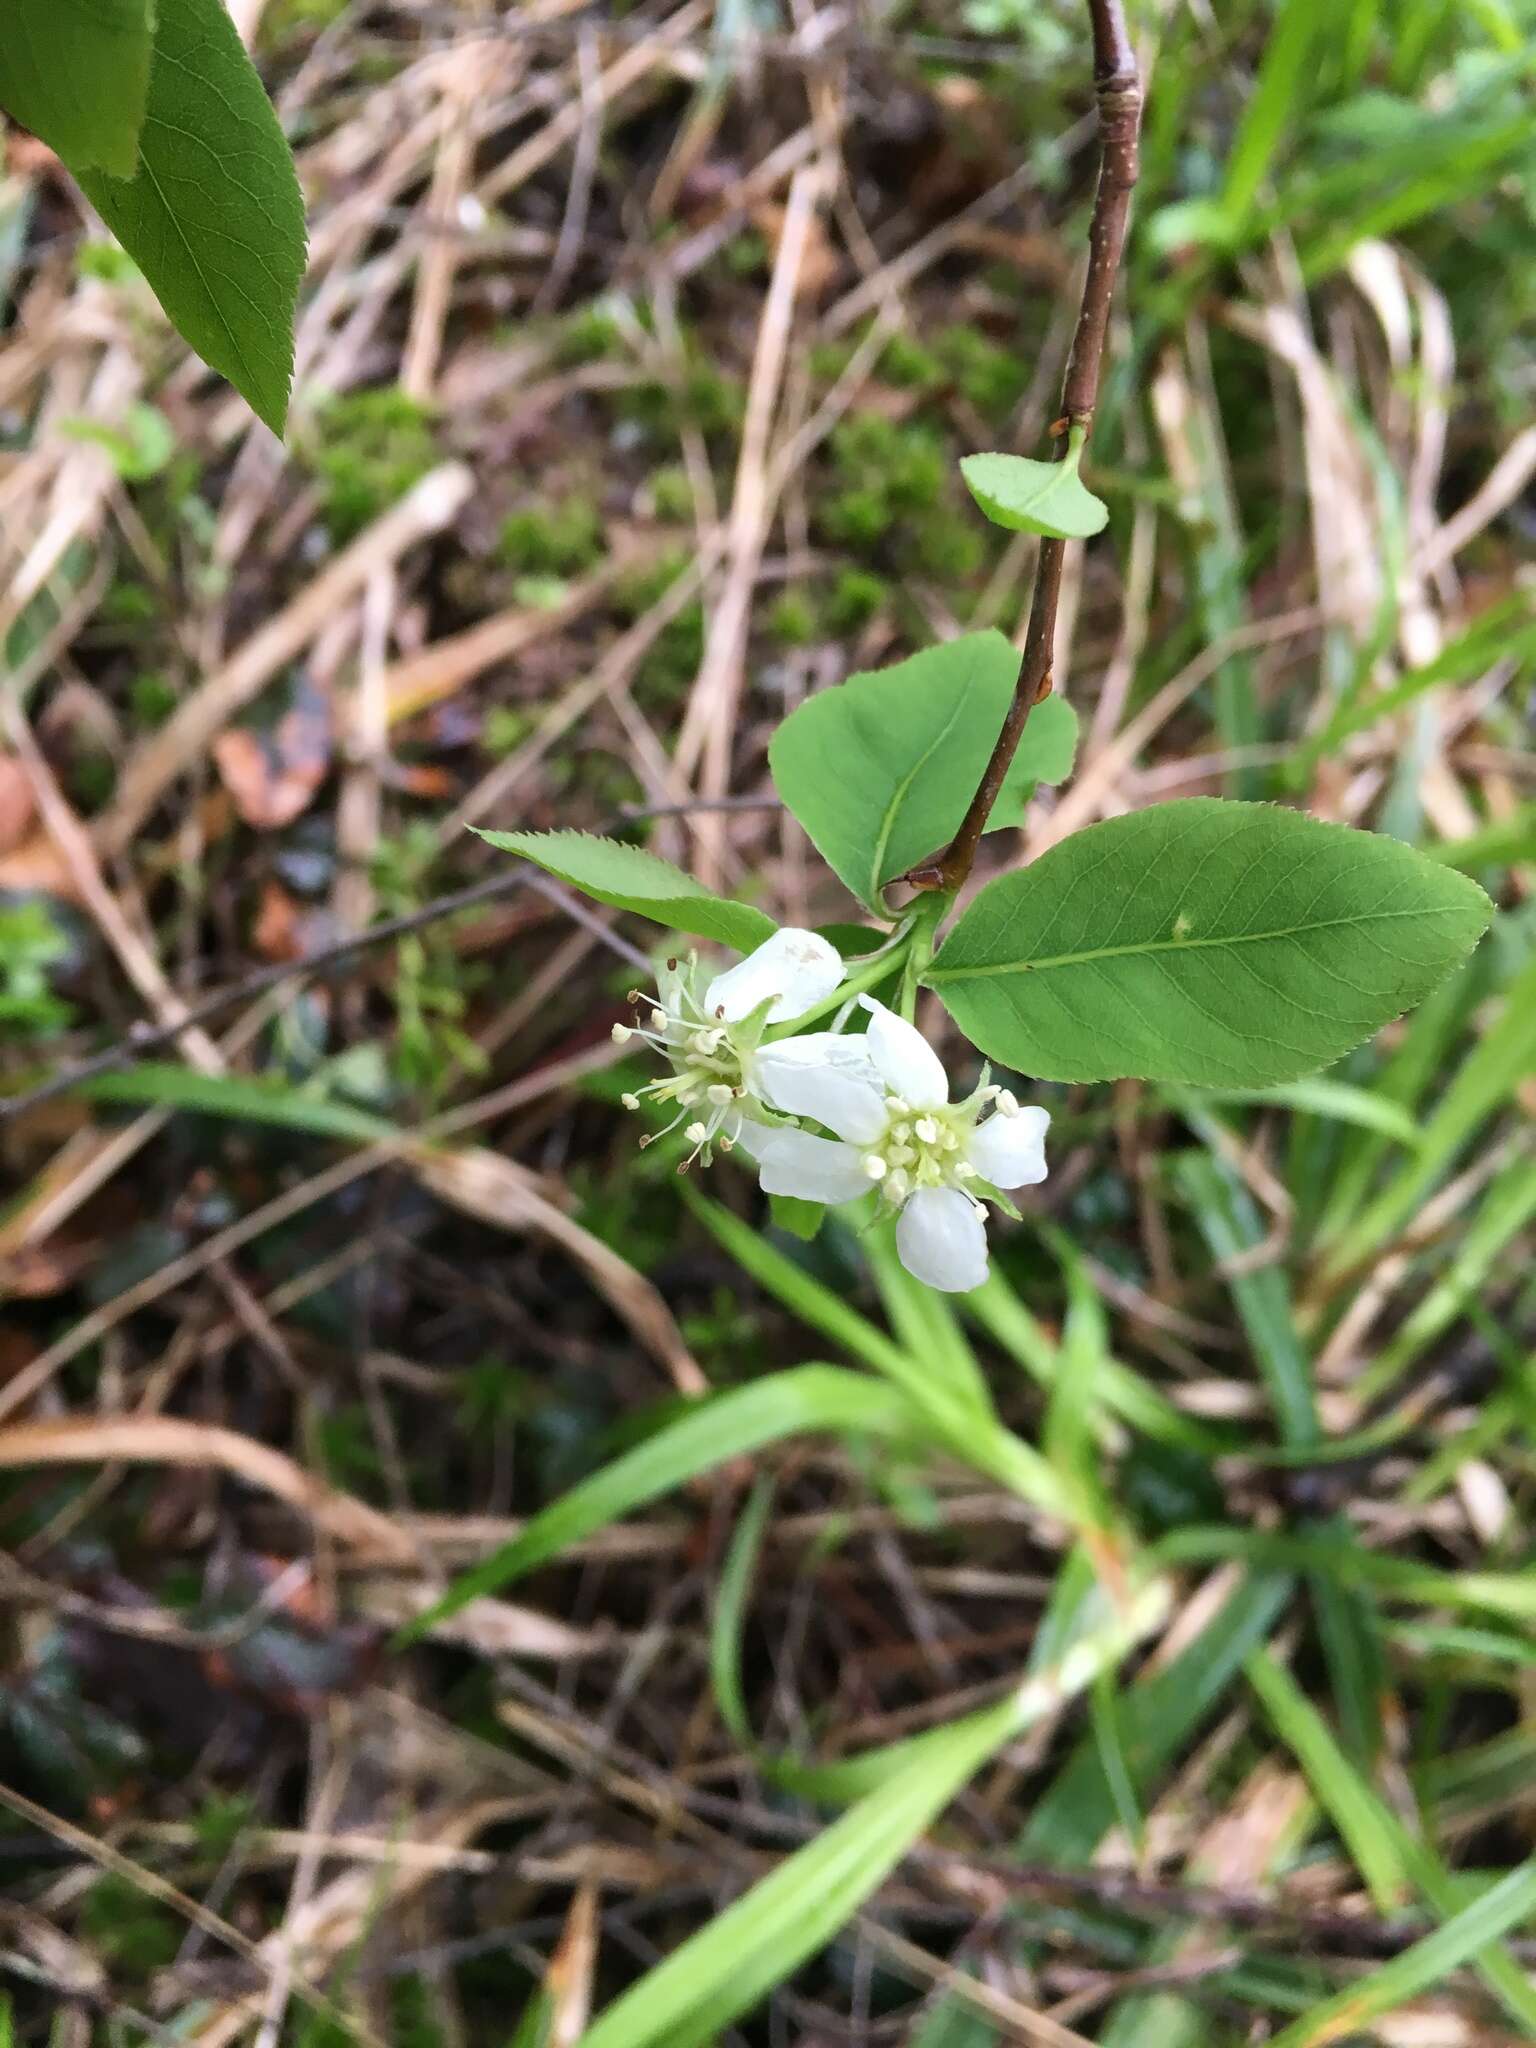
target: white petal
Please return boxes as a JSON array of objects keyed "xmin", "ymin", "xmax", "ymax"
[
  {"xmin": 895, "ymin": 1187, "xmax": 989, "ymax": 1293},
  {"xmin": 706, "ymin": 928, "xmax": 844, "ymax": 1025},
  {"xmin": 728, "ymin": 1114, "xmax": 777, "ymax": 1160},
  {"xmin": 753, "ymin": 1128, "xmax": 870, "ymax": 1206},
  {"xmin": 754, "ymin": 1033, "xmax": 887, "ymax": 1143},
  {"xmin": 859, "ymin": 997, "xmax": 949, "ymax": 1110},
  {"xmin": 967, "ymin": 1105, "xmax": 1050, "ymax": 1189}
]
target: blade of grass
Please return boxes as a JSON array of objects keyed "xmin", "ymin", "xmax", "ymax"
[
  {"xmin": 1266, "ymin": 1861, "xmax": 1536, "ymax": 2048},
  {"xmin": 399, "ymin": 1366, "xmax": 922, "ymax": 1634},
  {"xmin": 578, "ymin": 1578, "xmax": 1172, "ymax": 2048},
  {"xmin": 1248, "ymin": 1648, "xmax": 1536, "ymax": 2030}
]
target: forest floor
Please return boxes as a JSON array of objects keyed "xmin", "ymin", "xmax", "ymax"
[{"xmin": 1, "ymin": 1, "xmax": 1534, "ymax": 2043}]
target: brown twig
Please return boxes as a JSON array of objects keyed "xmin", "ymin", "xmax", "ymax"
[{"xmin": 902, "ymin": 0, "xmax": 1140, "ymax": 895}]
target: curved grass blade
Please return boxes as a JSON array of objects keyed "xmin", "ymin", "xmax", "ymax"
[{"xmin": 400, "ymin": 1366, "xmax": 923, "ymax": 1636}]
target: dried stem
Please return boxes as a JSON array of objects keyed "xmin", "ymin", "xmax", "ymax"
[{"xmin": 905, "ymin": 0, "xmax": 1140, "ymax": 895}]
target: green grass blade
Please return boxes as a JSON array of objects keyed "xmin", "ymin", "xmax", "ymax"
[
  {"xmin": 1266, "ymin": 1861, "xmax": 1536, "ymax": 2048},
  {"xmin": 579, "ymin": 1580, "xmax": 1171, "ymax": 2048},
  {"xmin": 402, "ymin": 1366, "xmax": 922, "ymax": 1633},
  {"xmin": 81, "ymin": 1063, "xmax": 399, "ymax": 1146},
  {"xmin": 710, "ymin": 1474, "xmax": 774, "ymax": 1751},
  {"xmin": 1176, "ymin": 1148, "xmax": 1318, "ymax": 1447}
]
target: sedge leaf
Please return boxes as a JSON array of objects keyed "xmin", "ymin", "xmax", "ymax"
[
  {"xmin": 925, "ymin": 800, "xmax": 1491, "ymax": 1086},
  {"xmin": 478, "ymin": 828, "xmax": 776, "ymax": 951},
  {"xmin": 961, "ymin": 451, "xmax": 1109, "ymax": 540},
  {"xmin": 0, "ymin": 0, "xmax": 153, "ymax": 178},
  {"xmin": 78, "ymin": 0, "xmax": 306, "ymax": 435},
  {"xmin": 769, "ymin": 632, "xmax": 1078, "ymax": 910}
]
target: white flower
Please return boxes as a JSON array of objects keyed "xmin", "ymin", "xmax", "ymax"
[
  {"xmin": 750, "ymin": 997, "xmax": 1048, "ymax": 1292},
  {"xmin": 614, "ymin": 927, "xmax": 846, "ymax": 1165}
]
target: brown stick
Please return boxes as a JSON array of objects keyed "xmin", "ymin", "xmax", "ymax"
[{"xmin": 903, "ymin": 0, "xmax": 1140, "ymax": 895}]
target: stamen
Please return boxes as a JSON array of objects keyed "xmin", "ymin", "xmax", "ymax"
[
  {"xmin": 863, "ymin": 1155, "xmax": 887, "ymax": 1179},
  {"xmin": 621, "ymin": 1093, "xmax": 640, "ymax": 1111},
  {"xmin": 997, "ymin": 1089, "xmax": 1019, "ymax": 1117},
  {"xmin": 956, "ymin": 1162, "xmax": 976, "ymax": 1179},
  {"xmin": 706, "ymin": 1083, "xmax": 734, "ymax": 1106},
  {"xmin": 612, "ymin": 1023, "xmax": 633, "ymax": 1044},
  {"xmin": 685, "ymin": 1121, "xmax": 709, "ymax": 1145},
  {"xmin": 690, "ymin": 1029, "xmax": 722, "ymax": 1055},
  {"xmin": 886, "ymin": 1168, "xmax": 911, "ymax": 1203},
  {"xmin": 913, "ymin": 1116, "xmax": 938, "ymax": 1145},
  {"xmin": 650, "ymin": 1010, "xmax": 668, "ymax": 1033}
]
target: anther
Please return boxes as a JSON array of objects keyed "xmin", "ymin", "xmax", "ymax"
[
  {"xmin": 863, "ymin": 1155, "xmax": 887, "ymax": 1179},
  {"xmin": 650, "ymin": 1010, "xmax": 668, "ymax": 1033},
  {"xmin": 621, "ymin": 1093, "xmax": 640, "ymax": 1111},
  {"xmin": 914, "ymin": 1116, "xmax": 938, "ymax": 1145},
  {"xmin": 612, "ymin": 1022, "xmax": 633, "ymax": 1044},
  {"xmin": 685, "ymin": 1121, "xmax": 709, "ymax": 1145}
]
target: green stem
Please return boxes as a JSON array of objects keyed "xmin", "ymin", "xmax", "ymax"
[{"xmin": 765, "ymin": 934, "xmax": 911, "ymax": 1039}]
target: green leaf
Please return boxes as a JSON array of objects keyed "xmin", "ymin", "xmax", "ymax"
[
  {"xmin": 924, "ymin": 800, "xmax": 1492, "ymax": 1086},
  {"xmin": 0, "ymin": 0, "xmax": 154, "ymax": 178},
  {"xmin": 399, "ymin": 1366, "xmax": 923, "ymax": 1634},
  {"xmin": 960, "ymin": 451, "xmax": 1109, "ymax": 540},
  {"xmin": 769, "ymin": 632, "xmax": 1078, "ymax": 910},
  {"xmin": 476, "ymin": 828, "xmax": 776, "ymax": 951},
  {"xmin": 77, "ymin": 0, "xmax": 306, "ymax": 435}
]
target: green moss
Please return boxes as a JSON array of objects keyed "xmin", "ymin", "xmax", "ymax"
[
  {"xmin": 821, "ymin": 415, "xmax": 949, "ymax": 552},
  {"xmin": 619, "ymin": 354, "xmax": 744, "ymax": 440},
  {"xmin": 498, "ymin": 495, "xmax": 603, "ymax": 576},
  {"xmin": 129, "ymin": 671, "xmax": 177, "ymax": 729},
  {"xmin": 307, "ymin": 387, "xmax": 440, "ymax": 542},
  {"xmin": 879, "ymin": 332, "xmax": 943, "ymax": 389},
  {"xmin": 81, "ymin": 1877, "xmax": 181, "ymax": 1974},
  {"xmin": 483, "ymin": 706, "xmax": 536, "ymax": 756},
  {"xmin": 826, "ymin": 567, "xmax": 890, "ymax": 633},
  {"xmin": 769, "ymin": 590, "xmax": 819, "ymax": 646},
  {"xmin": 648, "ymin": 464, "xmax": 695, "ymax": 521},
  {"xmin": 935, "ymin": 325, "xmax": 1028, "ymax": 419},
  {"xmin": 557, "ymin": 300, "xmax": 626, "ymax": 366}
]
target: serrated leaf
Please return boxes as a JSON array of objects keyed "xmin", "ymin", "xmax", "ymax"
[
  {"xmin": 924, "ymin": 800, "xmax": 1492, "ymax": 1086},
  {"xmin": 0, "ymin": 0, "xmax": 154, "ymax": 179},
  {"xmin": 477, "ymin": 828, "xmax": 777, "ymax": 951},
  {"xmin": 961, "ymin": 451, "xmax": 1109, "ymax": 540},
  {"xmin": 769, "ymin": 632, "xmax": 1078, "ymax": 910},
  {"xmin": 77, "ymin": 0, "xmax": 305, "ymax": 435}
]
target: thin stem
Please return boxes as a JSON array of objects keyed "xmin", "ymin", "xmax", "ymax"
[{"xmin": 904, "ymin": 0, "xmax": 1141, "ymax": 895}]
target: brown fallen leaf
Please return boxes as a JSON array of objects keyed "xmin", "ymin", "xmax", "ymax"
[
  {"xmin": 0, "ymin": 1415, "xmax": 416, "ymax": 1564},
  {"xmin": 0, "ymin": 829, "xmax": 84, "ymax": 902},
  {"xmin": 211, "ymin": 672, "xmax": 333, "ymax": 830},
  {"xmin": 0, "ymin": 752, "xmax": 36, "ymax": 854}
]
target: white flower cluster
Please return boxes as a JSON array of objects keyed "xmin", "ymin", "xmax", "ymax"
[{"xmin": 614, "ymin": 928, "xmax": 1048, "ymax": 1292}]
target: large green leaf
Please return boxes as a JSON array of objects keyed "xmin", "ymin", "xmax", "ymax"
[
  {"xmin": 769, "ymin": 632, "xmax": 1078, "ymax": 911},
  {"xmin": 960, "ymin": 451, "xmax": 1109, "ymax": 540},
  {"xmin": 478, "ymin": 828, "xmax": 776, "ymax": 951},
  {"xmin": 924, "ymin": 800, "xmax": 1491, "ymax": 1086},
  {"xmin": 77, "ymin": 0, "xmax": 305, "ymax": 435},
  {"xmin": 0, "ymin": 0, "xmax": 154, "ymax": 178}
]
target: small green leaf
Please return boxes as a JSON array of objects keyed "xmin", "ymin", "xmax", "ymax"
[
  {"xmin": 925, "ymin": 800, "xmax": 1492, "ymax": 1086},
  {"xmin": 769, "ymin": 632, "xmax": 1078, "ymax": 911},
  {"xmin": 0, "ymin": 0, "xmax": 154, "ymax": 179},
  {"xmin": 78, "ymin": 0, "xmax": 306, "ymax": 436},
  {"xmin": 961, "ymin": 451, "xmax": 1109, "ymax": 540},
  {"xmin": 477, "ymin": 828, "xmax": 777, "ymax": 951}
]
